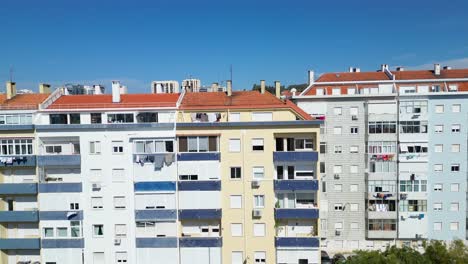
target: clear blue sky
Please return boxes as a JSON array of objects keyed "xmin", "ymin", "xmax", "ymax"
[{"xmin": 1, "ymin": 0, "xmax": 467, "ymax": 93}]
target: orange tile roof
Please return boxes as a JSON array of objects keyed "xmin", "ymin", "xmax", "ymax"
[
  {"xmin": 316, "ymin": 72, "xmax": 390, "ymax": 82},
  {"xmin": 0, "ymin": 94, "xmax": 49, "ymax": 110},
  {"xmin": 180, "ymin": 91, "xmax": 312, "ymax": 120},
  {"xmin": 47, "ymin": 94, "xmax": 180, "ymax": 109},
  {"xmin": 392, "ymin": 69, "xmax": 468, "ymax": 80}
]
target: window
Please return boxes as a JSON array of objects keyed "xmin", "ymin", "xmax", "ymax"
[
  {"xmin": 434, "ymin": 144, "xmax": 443, "ymax": 153},
  {"xmin": 448, "ymin": 85, "xmax": 458, "ymax": 92},
  {"xmin": 229, "ymin": 139, "xmax": 241, "ymax": 152},
  {"xmin": 93, "ymin": 224, "xmax": 104, "ymax": 237},
  {"xmin": 333, "ymin": 165, "xmax": 342, "ymax": 174},
  {"xmin": 0, "ymin": 139, "xmax": 34, "ymax": 155},
  {"xmin": 253, "ymin": 223, "xmax": 265, "ymax": 236},
  {"xmin": 450, "ymin": 202, "xmax": 459, "ymax": 212},
  {"xmin": 433, "ymin": 222, "xmax": 442, "ymax": 231},
  {"xmin": 252, "ymin": 167, "xmax": 264, "ymax": 180},
  {"xmin": 107, "ymin": 113, "xmax": 134, "ymax": 123},
  {"xmin": 319, "ymin": 162, "xmax": 325, "ymax": 174},
  {"xmin": 450, "ymin": 184, "xmax": 459, "ymax": 192},
  {"xmin": 334, "ymin": 222, "xmax": 343, "ymax": 230},
  {"xmin": 0, "ymin": 113, "xmax": 32, "ymax": 125},
  {"xmin": 231, "ymin": 223, "xmax": 243, "ymax": 237},
  {"xmin": 368, "ymin": 219, "xmax": 396, "ymax": 231},
  {"xmin": 399, "ymin": 121, "xmax": 428, "ymax": 134},
  {"xmin": 399, "ymin": 100, "xmax": 428, "ymax": 114},
  {"xmin": 115, "ymin": 224, "xmax": 127, "ymax": 238},
  {"xmin": 320, "ymin": 142, "xmax": 326, "ymax": 154},
  {"xmin": 334, "ymin": 184, "xmax": 342, "ymax": 192},
  {"xmin": 254, "ymin": 195, "xmax": 265, "ymax": 208},
  {"xmin": 434, "ymin": 125, "xmax": 444, "ymax": 133},
  {"xmin": 69, "ymin": 114, "xmax": 80, "ymax": 124},
  {"xmin": 368, "ymin": 141, "xmax": 396, "ymax": 154},
  {"xmin": 230, "ymin": 167, "xmax": 241, "ymax": 179},
  {"xmin": 450, "ymin": 222, "xmax": 459, "ymax": 231},
  {"xmin": 112, "ymin": 169, "xmax": 125, "ymax": 182},
  {"xmin": 451, "ymin": 164, "xmax": 460, "ymax": 172},
  {"xmin": 232, "ymin": 252, "xmax": 243, "ymax": 264},
  {"xmin": 71, "ymin": 221, "xmax": 81, "ymax": 237},
  {"xmin": 70, "ymin": 203, "xmax": 79, "ymax": 210},
  {"xmin": 45, "ymin": 145, "xmax": 62, "ymax": 154},
  {"xmin": 350, "ymin": 184, "xmax": 358, "ymax": 192},
  {"xmin": 350, "ymin": 165, "xmax": 358, "ymax": 174},
  {"xmin": 254, "ymin": 251, "xmax": 266, "ymax": 263},
  {"xmin": 230, "ymin": 195, "xmax": 242, "ymax": 209},
  {"xmin": 334, "ymin": 145, "xmax": 342, "ymax": 153},
  {"xmin": 294, "ymin": 138, "xmax": 314, "ymax": 150},
  {"xmin": 434, "ymin": 164, "xmax": 443, "ymax": 172},
  {"xmin": 399, "ymin": 180, "xmax": 427, "ymax": 192},
  {"xmin": 334, "ymin": 203, "xmax": 343, "ymax": 211},
  {"xmin": 350, "ymin": 127, "xmax": 358, "ymax": 134},
  {"xmin": 112, "ymin": 141, "xmax": 124, "ymax": 153},
  {"xmin": 229, "ymin": 112, "xmax": 240, "ymax": 121},
  {"xmin": 350, "ymin": 145, "xmax": 359, "ymax": 153},
  {"xmin": 333, "ymin": 107, "xmax": 342, "ymax": 115},
  {"xmin": 452, "ymin": 104, "xmax": 461, "ymax": 113},
  {"xmin": 136, "ymin": 112, "xmax": 158, "ymax": 123},
  {"xmin": 332, "ymin": 88, "xmax": 341, "ymax": 95},
  {"xmin": 322, "ymin": 181, "xmax": 326, "ymax": 192},
  {"xmin": 350, "ymin": 107, "xmax": 358, "ymax": 116},
  {"xmin": 115, "ymin": 251, "xmax": 128, "ymax": 263},
  {"xmin": 91, "ymin": 197, "xmax": 103, "ymax": 209},
  {"xmin": 252, "ymin": 138, "xmax": 264, "ymax": 151},
  {"xmin": 399, "ymin": 200, "xmax": 427, "ymax": 212},
  {"xmin": 91, "ymin": 113, "xmax": 102, "ymax": 124},
  {"xmin": 252, "ymin": 112, "xmax": 272, "ymax": 121},
  {"xmin": 451, "ymin": 144, "xmax": 460, "ymax": 153},
  {"xmin": 89, "ymin": 141, "xmax": 101, "ymax": 154},
  {"xmin": 114, "ymin": 196, "xmax": 126, "ymax": 209},
  {"xmin": 49, "ymin": 114, "xmax": 68, "ymax": 124},
  {"xmin": 333, "ymin": 127, "xmax": 342, "ymax": 135},
  {"xmin": 348, "ymin": 88, "xmax": 356, "ymax": 95},
  {"xmin": 433, "ymin": 184, "xmax": 443, "ymax": 192},
  {"xmin": 451, "ymin": 124, "xmax": 461, "ymax": 133},
  {"xmin": 368, "ymin": 121, "xmax": 396, "ymax": 134},
  {"xmin": 350, "ymin": 222, "xmax": 359, "ymax": 230},
  {"xmin": 134, "ymin": 139, "xmax": 173, "ymax": 154},
  {"xmin": 350, "ymin": 204, "xmax": 358, "ymax": 212},
  {"xmin": 435, "ymin": 105, "xmax": 444, "ymax": 113},
  {"xmin": 179, "ymin": 174, "xmax": 198, "ymax": 181},
  {"xmin": 433, "ymin": 203, "xmax": 442, "ymax": 211},
  {"xmin": 178, "ymin": 136, "xmax": 218, "ymax": 152},
  {"xmin": 316, "ymin": 88, "xmax": 324, "ymax": 95},
  {"xmin": 44, "ymin": 227, "xmax": 54, "ymax": 238}
]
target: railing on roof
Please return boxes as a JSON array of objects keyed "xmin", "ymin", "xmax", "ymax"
[
  {"xmin": 40, "ymin": 88, "xmax": 65, "ymax": 110},
  {"xmin": 46, "ymin": 102, "xmax": 177, "ymax": 109},
  {"xmin": 0, "ymin": 104, "xmax": 39, "ymax": 110}
]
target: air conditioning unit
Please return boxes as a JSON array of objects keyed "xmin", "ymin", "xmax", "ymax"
[
  {"xmin": 415, "ymin": 234, "xmax": 422, "ymax": 239},
  {"xmin": 114, "ymin": 238, "xmax": 121, "ymax": 245},
  {"xmin": 335, "ymin": 230, "xmax": 341, "ymax": 236},
  {"xmin": 252, "ymin": 209, "xmax": 262, "ymax": 218},
  {"xmin": 351, "ymin": 115, "xmax": 358, "ymax": 120},
  {"xmin": 251, "ymin": 180, "xmax": 260, "ymax": 188},
  {"xmin": 92, "ymin": 183, "xmax": 101, "ymax": 190},
  {"xmin": 334, "ymin": 174, "xmax": 340, "ymax": 179}
]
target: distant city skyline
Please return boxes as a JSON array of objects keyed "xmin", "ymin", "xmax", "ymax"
[{"xmin": 1, "ymin": 0, "xmax": 467, "ymax": 93}]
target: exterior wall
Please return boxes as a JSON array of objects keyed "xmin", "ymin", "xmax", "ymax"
[{"xmin": 427, "ymin": 95, "xmax": 468, "ymax": 240}]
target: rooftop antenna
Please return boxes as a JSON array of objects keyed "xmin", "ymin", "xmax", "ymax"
[
  {"xmin": 9, "ymin": 65, "xmax": 14, "ymax": 82},
  {"xmin": 230, "ymin": 64, "xmax": 233, "ymax": 83}
]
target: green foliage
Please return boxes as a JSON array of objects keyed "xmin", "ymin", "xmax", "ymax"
[
  {"xmin": 339, "ymin": 240, "xmax": 468, "ymax": 264},
  {"xmin": 251, "ymin": 83, "xmax": 309, "ymax": 93}
]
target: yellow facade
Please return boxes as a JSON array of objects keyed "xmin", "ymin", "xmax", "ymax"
[{"xmin": 177, "ymin": 108, "xmax": 320, "ymax": 263}]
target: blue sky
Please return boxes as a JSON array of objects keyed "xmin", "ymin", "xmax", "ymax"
[{"xmin": 1, "ymin": 0, "xmax": 467, "ymax": 93}]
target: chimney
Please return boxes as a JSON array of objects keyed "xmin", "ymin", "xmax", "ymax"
[
  {"xmin": 211, "ymin": 82, "xmax": 219, "ymax": 92},
  {"xmin": 443, "ymin": 66, "xmax": 452, "ymax": 70},
  {"xmin": 355, "ymin": 68, "xmax": 361, "ymax": 72},
  {"xmin": 111, "ymin": 81, "xmax": 121, "ymax": 103},
  {"xmin": 308, "ymin": 70, "xmax": 315, "ymax": 85},
  {"xmin": 227, "ymin": 80, "xmax": 232, "ymax": 96},
  {"xmin": 275, "ymin": 81, "xmax": 281, "ymax": 98},
  {"xmin": 260, "ymin": 80, "xmax": 266, "ymax": 94},
  {"xmin": 381, "ymin": 64, "xmax": 389, "ymax": 72},
  {"xmin": 120, "ymin": 85, "xmax": 128, "ymax": 95},
  {"xmin": 6, "ymin": 82, "xmax": 16, "ymax": 100},
  {"xmin": 396, "ymin": 67, "xmax": 405, "ymax": 71},
  {"xmin": 349, "ymin": 67, "xmax": 354, "ymax": 73},
  {"xmin": 39, "ymin": 83, "xmax": 51, "ymax": 94},
  {"xmin": 291, "ymin": 88, "xmax": 297, "ymax": 97},
  {"xmin": 434, "ymin": 64, "xmax": 441, "ymax": 75}
]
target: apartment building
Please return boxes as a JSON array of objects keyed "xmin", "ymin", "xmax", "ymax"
[
  {"xmin": 294, "ymin": 64, "xmax": 468, "ymax": 254},
  {"xmin": 0, "ymin": 80, "xmax": 321, "ymax": 264}
]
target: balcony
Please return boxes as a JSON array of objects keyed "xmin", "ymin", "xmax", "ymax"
[
  {"xmin": 134, "ymin": 181, "xmax": 176, "ymax": 192},
  {"xmin": 179, "ymin": 209, "xmax": 222, "ymax": 220},
  {"xmin": 0, "ymin": 183, "xmax": 37, "ymax": 195},
  {"xmin": 37, "ymin": 155, "xmax": 81, "ymax": 166},
  {"xmin": 39, "ymin": 210, "xmax": 83, "ymax": 221},
  {"xmin": 178, "ymin": 180, "xmax": 221, "ymax": 191},
  {"xmin": 273, "ymin": 151, "xmax": 318, "ymax": 163},
  {"xmin": 38, "ymin": 183, "xmax": 82, "ymax": 193},
  {"xmin": 179, "ymin": 237, "xmax": 222, "ymax": 247},
  {"xmin": 41, "ymin": 238, "xmax": 84, "ymax": 248},
  {"xmin": 0, "ymin": 211, "xmax": 39, "ymax": 222},
  {"xmin": 0, "ymin": 155, "xmax": 36, "ymax": 167},
  {"xmin": 275, "ymin": 237, "xmax": 319, "ymax": 248},
  {"xmin": 0, "ymin": 238, "xmax": 40, "ymax": 249},
  {"xmin": 135, "ymin": 210, "xmax": 177, "ymax": 221},
  {"xmin": 398, "ymin": 153, "xmax": 428, "ymax": 163},
  {"xmin": 274, "ymin": 180, "xmax": 318, "ymax": 191},
  {"xmin": 275, "ymin": 208, "xmax": 319, "ymax": 219},
  {"xmin": 367, "ymin": 230, "xmax": 397, "ymax": 239},
  {"xmin": 177, "ymin": 153, "xmax": 220, "ymax": 161},
  {"xmin": 136, "ymin": 237, "xmax": 178, "ymax": 248}
]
